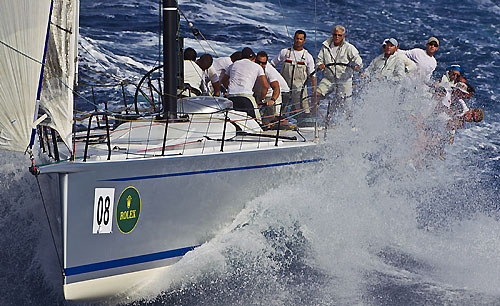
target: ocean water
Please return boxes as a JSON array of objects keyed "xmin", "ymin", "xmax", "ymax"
[{"xmin": 1, "ymin": 0, "xmax": 500, "ymax": 305}]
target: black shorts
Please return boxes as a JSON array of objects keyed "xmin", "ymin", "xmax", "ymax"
[{"xmin": 228, "ymin": 96, "xmax": 257, "ymax": 118}]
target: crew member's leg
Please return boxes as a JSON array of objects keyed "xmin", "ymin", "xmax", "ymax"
[{"xmin": 228, "ymin": 95, "xmax": 259, "ymax": 119}]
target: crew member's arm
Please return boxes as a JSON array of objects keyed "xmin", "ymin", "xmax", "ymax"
[
  {"xmin": 305, "ymin": 55, "xmax": 317, "ymax": 90},
  {"xmin": 392, "ymin": 57, "xmax": 406, "ymax": 81},
  {"xmin": 403, "ymin": 56, "xmax": 417, "ymax": 73},
  {"xmin": 267, "ymin": 80, "xmax": 280, "ymax": 106},
  {"xmin": 221, "ymin": 73, "xmax": 230, "ymax": 91},
  {"xmin": 212, "ymin": 81, "xmax": 221, "ymax": 96},
  {"xmin": 256, "ymin": 75, "xmax": 269, "ymax": 103},
  {"xmin": 317, "ymin": 47, "xmax": 326, "ymax": 70},
  {"xmin": 349, "ymin": 46, "xmax": 363, "ymax": 73},
  {"xmin": 270, "ymin": 50, "xmax": 284, "ymax": 67}
]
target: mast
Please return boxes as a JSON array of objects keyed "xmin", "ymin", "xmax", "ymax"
[{"xmin": 163, "ymin": 0, "xmax": 178, "ymax": 119}]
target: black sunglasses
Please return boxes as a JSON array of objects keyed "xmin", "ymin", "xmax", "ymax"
[
  {"xmin": 255, "ymin": 60, "xmax": 267, "ymax": 65},
  {"xmin": 428, "ymin": 42, "xmax": 438, "ymax": 47}
]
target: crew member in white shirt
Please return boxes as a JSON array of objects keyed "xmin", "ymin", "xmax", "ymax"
[
  {"xmin": 183, "ymin": 48, "xmax": 203, "ymax": 96},
  {"xmin": 271, "ymin": 30, "xmax": 316, "ymax": 126},
  {"xmin": 398, "ymin": 37, "xmax": 439, "ymax": 81},
  {"xmin": 255, "ymin": 51, "xmax": 290, "ymax": 122},
  {"xmin": 205, "ymin": 51, "xmax": 243, "ymax": 96},
  {"xmin": 395, "ymin": 43, "xmax": 417, "ymax": 74},
  {"xmin": 183, "ymin": 48, "xmax": 213, "ymax": 96},
  {"xmin": 221, "ymin": 47, "xmax": 269, "ymax": 119}
]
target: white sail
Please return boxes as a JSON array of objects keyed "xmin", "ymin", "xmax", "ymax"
[
  {"xmin": 0, "ymin": 0, "xmax": 53, "ymax": 152},
  {"xmin": 40, "ymin": 0, "xmax": 79, "ymax": 150}
]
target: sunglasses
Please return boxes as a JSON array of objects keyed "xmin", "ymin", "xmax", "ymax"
[
  {"xmin": 332, "ymin": 33, "xmax": 344, "ymax": 37},
  {"xmin": 255, "ymin": 60, "xmax": 267, "ymax": 65},
  {"xmin": 428, "ymin": 42, "xmax": 438, "ymax": 47}
]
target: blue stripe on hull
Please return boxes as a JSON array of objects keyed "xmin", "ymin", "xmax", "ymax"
[
  {"xmin": 100, "ymin": 158, "xmax": 324, "ymax": 182},
  {"xmin": 65, "ymin": 246, "xmax": 197, "ymax": 277}
]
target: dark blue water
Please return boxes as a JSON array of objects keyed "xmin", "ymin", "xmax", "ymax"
[{"xmin": 1, "ymin": 0, "xmax": 500, "ymax": 305}]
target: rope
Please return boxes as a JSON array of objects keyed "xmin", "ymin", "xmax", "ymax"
[{"xmin": 28, "ymin": 153, "xmax": 65, "ymax": 279}]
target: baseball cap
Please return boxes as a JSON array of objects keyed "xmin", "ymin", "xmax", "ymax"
[
  {"xmin": 447, "ymin": 64, "xmax": 462, "ymax": 73},
  {"xmin": 241, "ymin": 47, "xmax": 255, "ymax": 59},
  {"xmin": 382, "ymin": 38, "xmax": 398, "ymax": 47},
  {"xmin": 427, "ymin": 37, "xmax": 439, "ymax": 46}
]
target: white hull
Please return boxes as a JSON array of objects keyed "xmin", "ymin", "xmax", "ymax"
[
  {"xmin": 64, "ymin": 265, "xmax": 171, "ymax": 301},
  {"xmin": 40, "ymin": 140, "xmax": 321, "ymax": 300}
]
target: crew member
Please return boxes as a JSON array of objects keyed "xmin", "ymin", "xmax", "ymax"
[
  {"xmin": 398, "ymin": 37, "xmax": 439, "ymax": 81},
  {"xmin": 183, "ymin": 49, "xmax": 213, "ymax": 96},
  {"xmin": 206, "ymin": 51, "xmax": 243, "ymax": 96},
  {"xmin": 436, "ymin": 64, "xmax": 462, "ymax": 90},
  {"xmin": 221, "ymin": 47, "xmax": 268, "ymax": 119},
  {"xmin": 255, "ymin": 51, "xmax": 290, "ymax": 124},
  {"xmin": 363, "ymin": 38, "xmax": 405, "ymax": 82},
  {"xmin": 314, "ymin": 25, "xmax": 362, "ymax": 118},
  {"xmin": 183, "ymin": 48, "xmax": 204, "ymax": 96},
  {"xmin": 271, "ymin": 30, "xmax": 316, "ymax": 126}
]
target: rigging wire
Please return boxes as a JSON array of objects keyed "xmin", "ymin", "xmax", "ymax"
[
  {"xmin": 28, "ymin": 153, "xmax": 65, "ymax": 280},
  {"xmin": 159, "ymin": 0, "xmax": 162, "ymax": 66},
  {"xmin": 277, "ymin": 0, "xmax": 291, "ymax": 39},
  {"xmin": 314, "ymin": 0, "xmax": 318, "ymax": 56},
  {"xmin": 0, "ymin": 37, "xmax": 118, "ymax": 116},
  {"xmin": 178, "ymin": 7, "xmax": 218, "ymax": 57},
  {"xmin": 0, "ymin": 39, "xmax": 44, "ymax": 65},
  {"xmin": 79, "ymin": 41, "xmax": 130, "ymax": 84},
  {"xmin": 345, "ymin": 0, "xmax": 350, "ymax": 38},
  {"xmin": 0, "ymin": 23, "xmax": 143, "ymax": 116}
]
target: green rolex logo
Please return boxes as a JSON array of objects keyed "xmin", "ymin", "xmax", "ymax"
[{"xmin": 116, "ymin": 186, "xmax": 141, "ymax": 234}]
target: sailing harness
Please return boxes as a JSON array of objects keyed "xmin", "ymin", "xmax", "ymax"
[
  {"xmin": 283, "ymin": 48, "xmax": 309, "ymax": 90},
  {"xmin": 282, "ymin": 48, "xmax": 310, "ymax": 113}
]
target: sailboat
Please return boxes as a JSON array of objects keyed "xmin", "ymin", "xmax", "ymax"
[{"xmin": 0, "ymin": 0, "xmax": 322, "ymax": 301}]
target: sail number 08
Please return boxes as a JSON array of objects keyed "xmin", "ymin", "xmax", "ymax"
[
  {"xmin": 96, "ymin": 196, "xmax": 111, "ymax": 225},
  {"xmin": 93, "ymin": 188, "xmax": 115, "ymax": 234}
]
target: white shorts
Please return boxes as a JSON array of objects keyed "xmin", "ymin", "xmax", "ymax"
[{"xmin": 316, "ymin": 78, "xmax": 352, "ymax": 98}]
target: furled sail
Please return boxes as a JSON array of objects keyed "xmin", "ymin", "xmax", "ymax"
[
  {"xmin": 39, "ymin": 0, "xmax": 79, "ymax": 150},
  {"xmin": 0, "ymin": 0, "xmax": 53, "ymax": 152}
]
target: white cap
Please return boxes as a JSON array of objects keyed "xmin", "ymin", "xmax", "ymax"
[{"xmin": 382, "ymin": 38, "xmax": 398, "ymax": 47}]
